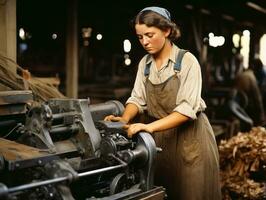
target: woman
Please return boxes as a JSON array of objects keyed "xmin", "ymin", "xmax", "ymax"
[{"xmin": 105, "ymin": 6, "xmax": 221, "ymax": 200}]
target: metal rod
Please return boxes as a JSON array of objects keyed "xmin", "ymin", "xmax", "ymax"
[
  {"xmin": 78, "ymin": 162, "xmax": 126, "ymax": 178},
  {"xmin": 50, "ymin": 125, "xmax": 79, "ymax": 135},
  {"xmin": 8, "ymin": 176, "xmax": 67, "ymax": 193},
  {"xmin": 51, "ymin": 112, "xmax": 76, "ymax": 125},
  {"xmin": 5, "ymin": 160, "xmax": 127, "ymax": 194}
]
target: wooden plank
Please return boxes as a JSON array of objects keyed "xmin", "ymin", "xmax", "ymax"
[
  {"xmin": 0, "ymin": 90, "xmax": 33, "ymax": 105},
  {"xmin": 140, "ymin": 190, "xmax": 165, "ymax": 200},
  {"xmin": 0, "ymin": 138, "xmax": 49, "ymax": 161}
]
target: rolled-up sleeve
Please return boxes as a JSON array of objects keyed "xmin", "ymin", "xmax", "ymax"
[
  {"xmin": 126, "ymin": 57, "xmax": 147, "ymax": 113},
  {"xmin": 173, "ymin": 53, "xmax": 203, "ymax": 119}
]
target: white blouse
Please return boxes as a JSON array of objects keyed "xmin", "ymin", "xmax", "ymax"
[{"xmin": 126, "ymin": 44, "xmax": 206, "ymax": 119}]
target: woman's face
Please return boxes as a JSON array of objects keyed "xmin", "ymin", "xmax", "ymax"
[{"xmin": 135, "ymin": 24, "xmax": 170, "ymax": 55}]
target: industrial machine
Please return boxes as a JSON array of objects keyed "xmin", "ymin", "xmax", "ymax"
[{"xmin": 0, "ymin": 91, "xmax": 165, "ymax": 200}]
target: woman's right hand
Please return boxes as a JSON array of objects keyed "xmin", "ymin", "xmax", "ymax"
[{"xmin": 104, "ymin": 115, "xmax": 128, "ymax": 123}]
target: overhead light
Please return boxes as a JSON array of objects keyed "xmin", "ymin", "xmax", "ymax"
[
  {"xmin": 208, "ymin": 33, "xmax": 225, "ymax": 47},
  {"xmin": 243, "ymin": 30, "xmax": 250, "ymax": 37},
  {"xmin": 19, "ymin": 28, "xmax": 26, "ymax": 40},
  {"xmin": 96, "ymin": 34, "xmax": 103, "ymax": 40},
  {"xmin": 52, "ymin": 33, "xmax": 57, "ymax": 40},
  {"xmin": 123, "ymin": 39, "xmax": 131, "ymax": 53},
  {"xmin": 232, "ymin": 34, "xmax": 240, "ymax": 48},
  {"xmin": 246, "ymin": 2, "xmax": 266, "ymax": 14},
  {"xmin": 124, "ymin": 58, "xmax": 131, "ymax": 66}
]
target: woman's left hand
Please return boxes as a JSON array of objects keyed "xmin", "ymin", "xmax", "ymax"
[{"xmin": 123, "ymin": 123, "xmax": 153, "ymax": 138}]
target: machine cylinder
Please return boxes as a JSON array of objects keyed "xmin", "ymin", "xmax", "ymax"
[{"xmin": 89, "ymin": 100, "xmax": 124, "ymax": 121}]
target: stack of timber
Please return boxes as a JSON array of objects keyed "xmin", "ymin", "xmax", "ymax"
[{"xmin": 219, "ymin": 127, "xmax": 266, "ymax": 199}]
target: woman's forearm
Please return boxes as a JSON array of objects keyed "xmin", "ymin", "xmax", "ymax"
[
  {"xmin": 148, "ymin": 112, "xmax": 189, "ymax": 133},
  {"xmin": 122, "ymin": 103, "xmax": 139, "ymax": 123}
]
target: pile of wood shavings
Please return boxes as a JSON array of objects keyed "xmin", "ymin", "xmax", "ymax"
[{"xmin": 219, "ymin": 127, "xmax": 266, "ymax": 199}]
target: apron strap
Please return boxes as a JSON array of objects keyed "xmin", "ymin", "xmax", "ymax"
[
  {"xmin": 174, "ymin": 49, "xmax": 188, "ymax": 71},
  {"xmin": 144, "ymin": 55, "xmax": 152, "ymax": 76}
]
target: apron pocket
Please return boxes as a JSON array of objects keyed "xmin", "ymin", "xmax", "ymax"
[{"xmin": 181, "ymin": 139, "xmax": 201, "ymax": 166}]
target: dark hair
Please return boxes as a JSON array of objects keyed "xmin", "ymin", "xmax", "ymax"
[{"xmin": 132, "ymin": 10, "xmax": 181, "ymax": 42}]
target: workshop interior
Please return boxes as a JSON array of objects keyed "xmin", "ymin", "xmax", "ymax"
[{"xmin": 1, "ymin": 0, "xmax": 266, "ymax": 199}]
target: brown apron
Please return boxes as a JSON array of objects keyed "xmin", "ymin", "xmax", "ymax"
[{"xmin": 144, "ymin": 52, "xmax": 221, "ymax": 200}]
